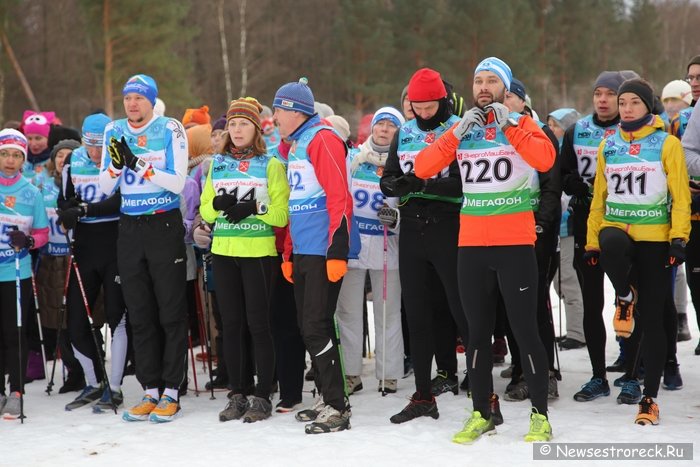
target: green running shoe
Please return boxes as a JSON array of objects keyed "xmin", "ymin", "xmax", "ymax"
[
  {"xmin": 524, "ymin": 409, "xmax": 552, "ymax": 442},
  {"xmin": 452, "ymin": 411, "xmax": 496, "ymax": 444}
]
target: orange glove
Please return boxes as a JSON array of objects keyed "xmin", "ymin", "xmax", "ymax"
[
  {"xmin": 326, "ymin": 259, "xmax": 347, "ymax": 283},
  {"xmin": 281, "ymin": 261, "xmax": 294, "ymax": 283}
]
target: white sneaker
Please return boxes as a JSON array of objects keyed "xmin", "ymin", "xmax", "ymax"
[
  {"xmin": 295, "ymin": 397, "xmax": 325, "ymax": 422},
  {"xmin": 346, "ymin": 375, "xmax": 363, "ymax": 395},
  {"xmin": 378, "ymin": 379, "xmax": 397, "ymax": 394}
]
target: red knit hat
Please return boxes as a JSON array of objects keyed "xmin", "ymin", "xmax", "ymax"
[{"xmin": 407, "ymin": 68, "xmax": 447, "ymax": 102}]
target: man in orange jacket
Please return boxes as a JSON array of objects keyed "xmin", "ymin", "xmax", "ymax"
[{"xmin": 415, "ymin": 57, "xmax": 556, "ymax": 443}]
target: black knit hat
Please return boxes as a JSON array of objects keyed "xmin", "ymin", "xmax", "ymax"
[
  {"xmin": 618, "ymin": 79, "xmax": 655, "ymax": 113},
  {"xmin": 687, "ymin": 55, "xmax": 700, "ymax": 72}
]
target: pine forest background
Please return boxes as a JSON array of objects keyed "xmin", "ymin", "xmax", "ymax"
[{"xmin": 1, "ymin": 0, "xmax": 699, "ymax": 133}]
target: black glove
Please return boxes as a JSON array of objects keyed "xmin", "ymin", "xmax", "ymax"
[
  {"xmin": 377, "ymin": 204, "xmax": 399, "ymax": 228},
  {"xmin": 569, "ymin": 176, "xmax": 591, "ymax": 198},
  {"xmin": 223, "ymin": 200, "xmax": 257, "ymax": 223},
  {"xmin": 583, "ymin": 249, "xmax": 600, "ymax": 267},
  {"xmin": 119, "ymin": 136, "xmax": 139, "ymax": 170},
  {"xmin": 108, "ymin": 137, "xmax": 125, "ymax": 170},
  {"xmin": 57, "ymin": 205, "xmax": 87, "ymax": 230},
  {"xmin": 212, "ymin": 194, "xmax": 238, "ymax": 211},
  {"xmin": 387, "ymin": 174, "xmax": 425, "ymax": 197},
  {"xmin": 668, "ymin": 238, "xmax": 686, "ymax": 266},
  {"xmin": 8, "ymin": 229, "xmax": 34, "ymax": 250}
]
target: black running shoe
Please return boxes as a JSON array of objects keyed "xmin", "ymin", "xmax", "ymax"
[
  {"xmin": 390, "ymin": 393, "xmax": 439, "ymax": 424},
  {"xmin": 431, "ymin": 371, "xmax": 458, "ymax": 396},
  {"xmin": 489, "ymin": 393, "xmax": 504, "ymax": 426}
]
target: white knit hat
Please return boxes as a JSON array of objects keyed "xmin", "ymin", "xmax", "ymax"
[
  {"xmin": 0, "ymin": 128, "xmax": 28, "ymax": 158},
  {"xmin": 662, "ymin": 80, "xmax": 692, "ymax": 105}
]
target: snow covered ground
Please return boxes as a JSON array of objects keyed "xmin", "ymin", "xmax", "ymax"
[{"xmin": 3, "ymin": 278, "xmax": 699, "ymax": 467}]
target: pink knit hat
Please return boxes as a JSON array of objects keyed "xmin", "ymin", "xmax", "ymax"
[{"xmin": 22, "ymin": 110, "xmax": 55, "ymax": 138}]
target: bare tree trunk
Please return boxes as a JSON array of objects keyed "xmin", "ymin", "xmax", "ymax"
[
  {"xmin": 103, "ymin": 0, "xmax": 113, "ymax": 117},
  {"xmin": 0, "ymin": 24, "xmax": 4, "ymax": 124},
  {"xmin": 0, "ymin": 31, "xmax": 40, "ymax": 111},
  {"xmin": 238, "ymin": 0, "xmax": 247, "ymax": 97},
  {"xmin": 219, "ymin": 0, "xmax": 233, "ymax": 103}
]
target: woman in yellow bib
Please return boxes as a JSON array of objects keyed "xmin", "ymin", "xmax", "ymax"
[{"xmin": 584, "ymin": 79, "xmax": 690, "ymax": 426}]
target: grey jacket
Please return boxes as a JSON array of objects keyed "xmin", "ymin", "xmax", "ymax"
[{"xmin": 682, "ymin": 106, "xmax": 700, "ymax": 176}]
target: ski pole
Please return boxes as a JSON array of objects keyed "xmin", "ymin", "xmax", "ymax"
[
  {"xmin": 66, "ymin": 232, "xmax": 117, "ymax": 414},
  {"xmin": 201, "ymin": 253, "xmax": 216, "ymax": 400},
  {"xmin": 14, "ymin": 244, "xmax": 26, "ymax": 423},
  {"xmin": 557, "ymin": 237, "xmax": 564, "ymax": 344},
  {"xmin": 46, "ymin": 256, "xmax": 71, "ymax": 395},
  {"xmin": 188, "ymin": 331, "xmax": 200, "ymax": 396},
  {"xmin": 30, "ymin": 269, "xmax": 49, "ymax": 387},
  {"xmin": 381, "ymin": 227, "xmax": 388, "ymax": 396}
]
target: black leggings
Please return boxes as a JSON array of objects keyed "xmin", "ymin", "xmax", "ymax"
[
  {"xmin": 507, "ymin": 229, "xmax": 559, "ymax": 379},
  {"xmin": 573, "ymin": 235, "xmax": 607, "ymax": 378},
  {"xmin": 270, "ymin": 255, "xmax": 305, "ymax": 402},
  {"xmin": 293, "ymin": 255, "xmax": 345, "ymax": 411},
  {"xmin": 432, "ymin": 265, "xmax": 459, "ymax": 376},
  {"xmin": 598, "ymin": 227, "xmax": 669, "ymax": 398},
  {"xmin": 212, "ymin": 254, "xmax": 274, "ymax": 400},
  {"xmin": 399, "ymin": 216, "xmax": 467, "ymax": 398},
  {"xmin": 0, "ymin": 279, "xmax": 32, "ymax": 394},
  {"xmin": 459, "ymin": 246, "xmax": 548, "ymax": 417},
  {"xmin": 684, "ymin": 220, "xmax": 700, "ymax": 330},
  {"xmin": 67, "ymin": 240, "xmax": 125, "ymax": 377},
  {"xmin": 622, "ymin": 271, "xmax": 678, "ymax": 379}
]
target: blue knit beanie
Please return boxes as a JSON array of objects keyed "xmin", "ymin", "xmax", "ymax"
[
  {"xmin": 371, "ymin": 106, "xmax": 405, "ymax": 129},
  {"xmin": 474, "ymin": 57, "xmax": 512, "ymax": 91},
  {"xmin": 82, "ymin": 113, "xmax": 112, "ymax": 147},
  {"xmin": 122, "ymin": 74, "xmax": 158, "ymax": 107},
  {"xmin": 273, "ymin": 77, "xmax": 315, "ymax": 116}
]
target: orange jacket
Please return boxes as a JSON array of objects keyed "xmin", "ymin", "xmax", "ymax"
[{"xmin": 415, "ymin": 113, "xmax": 555, "ymax": 246}]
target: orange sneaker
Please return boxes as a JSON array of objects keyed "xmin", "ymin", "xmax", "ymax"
[
  {"xmin": 613, "ymin": 287, "xmax": 636, "ymax": 338},
  {"xmin": 635, "ymin": 396, "xmax": 659, "ymax": 425},
  {"xmin": 122, "ymin": 394, "xmax": 158, "ymax": 422},
  {"xmin": 149, "ymin": 395, "xmax": 181, "ymax": 423}
]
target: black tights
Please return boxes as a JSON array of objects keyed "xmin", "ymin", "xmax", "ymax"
[
  {"xmin": 459, "ymin": 246, "xmax": 549, "ymax": 417},
  {"xmin": 598, "ymin": 227, "xmax": 669, "ymax": 398},
  {"xmin": 212, "ymin": 255, "xmax": 274, "ymax": 400}
]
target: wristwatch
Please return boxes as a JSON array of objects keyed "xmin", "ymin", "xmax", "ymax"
[
  {"xmin": 257, "ymin": 202, "xmax": 268, "ymax": 215},
  {"xmin": 503, "ymin": 118, "xmax": 518, "ymax": 131},
  {"xmin": 535, "ymin": 225, "xmax": 544, "ymax": 234}
]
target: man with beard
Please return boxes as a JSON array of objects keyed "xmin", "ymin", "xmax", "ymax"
[
  {"xmin": 416, "ymin": 57, "xmax": 555, "ymax": 443},
  {"xmin": 99, "ymin": 74, "xmax": 189, "ymax": 423}
]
